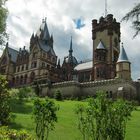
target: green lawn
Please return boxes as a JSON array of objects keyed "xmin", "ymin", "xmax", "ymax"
[{"xmin": 9, "ymin": 99, "xmax": 140, "ymax": 140}]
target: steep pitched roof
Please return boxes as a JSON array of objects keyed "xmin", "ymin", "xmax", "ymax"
[
  {"xmin": 117, "ymin": 44, "xmax": 129, "ymax": 63},
  {"xmin": 36, "ymin": 18, "xmax": 50, "ymax": 40},
  {"xmin": 4, "ymin": 43, "xmax": 19, "ymax": 63},
  {"xmin": 37, "ymin": 40, "xmax": 56, "ymax": 56}
]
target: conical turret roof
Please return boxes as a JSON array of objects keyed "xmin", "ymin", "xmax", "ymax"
[{"xmin": 117, "ymin": 43, "xmax": 129, "ymax": 63}]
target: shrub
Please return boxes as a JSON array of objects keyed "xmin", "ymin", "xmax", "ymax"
[
  {"xmin": 33, "ymin": 98, "xmax": 59, "ymax": 140},
  {"xmin": 0, "ymin": 75, "xmax": 11, "ymax": 125},
  {"xmin": 54, "ymin": 90, "xmax": 63, "ymax": 101},
  {"xmin": 75, "ymin": 91, "xmax": 136, "ymax": 140},
  {"xmin": 18, "ymin": 87, "xmax": 36, "ymax": 99},
  {"xmin": 9, "ymin": 88, "xmax": 19, "ymax": 99},
  {"xmin": 0, "ymin": 126, "xmax": 33, "ymax": 140}
]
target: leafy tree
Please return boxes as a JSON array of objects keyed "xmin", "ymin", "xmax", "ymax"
[
  {"xmin": 0, "ymin": 75, "xmax": 10, "ymax": 125},
  {"xmin": 33, "ymin": 98, "xmax": 59, "ymax": 140},
  {"xmin": 75, "ymin": 91, "xmax": 135, "ymax": 140},
  {"xmin": 0, "ymin": 0, "xmax": 8, "ymax": 45},
  {"xmin": 54, "ymin": 90, "xmax": 63, "ymax": 101},
  {"xmin": 122, "ymin": 3, "xmax": 140, "ymax": 38}
]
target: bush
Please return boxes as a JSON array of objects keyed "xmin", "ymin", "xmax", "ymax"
[
  {"xmin": 0, "ymin": 126, "xmax": 33, "ymax": 140},
  {"xmin": 33, "ymin": 98, "xmax": 59, "ymax": 140},
  {"xmin": 9, "ymin": 88, "xmax": 19, "ymax": 99},
  {"xmin": 75, "ymin": 91, "xmax": 136, "ymax": 140},
  {"xmin": 54, "ymin": 90, "xmax": 63, "ymax": 101},
  {"xmin": 18, "ymin": 87, "xmax": 36, "ymax": 99},
  {"xmin": 0, "ymin": 75, "xmax": 11, "ymax": 125}
]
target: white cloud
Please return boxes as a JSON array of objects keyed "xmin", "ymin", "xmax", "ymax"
[{"xmin": 2, "ymin": 0, "xmax": 140, "ymax": 80}]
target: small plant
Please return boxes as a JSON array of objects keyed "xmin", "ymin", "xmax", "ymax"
[
  {"xmin": 54, "ymin": 90, "xmax": 63, "ymax": 101},
  {"xmin": 33, "ymin": 98, "xmax": 59, "ymax": 140},
  {"xmin": 75, "ymin": 91, "xmax": 136, "ymax": 140}
]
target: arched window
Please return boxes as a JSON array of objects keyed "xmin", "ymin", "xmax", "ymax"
[
  {"xmin": 16, "ymin": 76, "xmax": 19, "ymax": 85},
  {"xmin": 30, "ymin": 72, "xmax": 35, "ymax": 83},
  {"xmin": 24, "ymin": 74, "xmax": 28, "ymax": 84},
  {"xmin": 20, "ymin": 75, "xmax": 23, "ymax": 85},
  {"xmin": 12, "ymin": 77, "xmax": 15, "ymax": 86}
]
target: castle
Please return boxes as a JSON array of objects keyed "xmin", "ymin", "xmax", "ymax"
[{"xmin": 0, "ymin": 14, "xmax": 140, "ymax": 102}]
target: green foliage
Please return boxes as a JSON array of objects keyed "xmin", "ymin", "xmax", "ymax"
[
  {"xmin": 54, "ymin": 90, "xmax": 63, "ymax": 101},
  {"xmin": 75, "ymin": 91, "xmax": 135, "ymax": 140},
  {"xmin": 0, "ymin": 75, "xmax": 11, "ymax": 125},
  {"xmin": 33, "ymin": 98, "xmax": 59, "ymax": 140},
  {"xmin": 9, "ymin": 87, "xmax": 36, "ymax": 101},
  {"xmin": 9, "ymin": 88, "xmax": 19, "ymax": 99},
  {"xmin": 18, "ymin": 87, "xmax": 36, "ymax": 99},
  {"xmin": 0, "ymin": 0, "xmax": 8, "ymax": 45},
  {"xmin": 122, "ymin": 3, "xmax": 140, "ymax": 38},
  {"xmin": 0, "ymin": 126, "xmax": 33, "ymax": 140}
]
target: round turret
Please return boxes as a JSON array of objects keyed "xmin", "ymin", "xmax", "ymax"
[{"xmin": 116, "ymin": 43, "xmax": 131, "ymax": 80}]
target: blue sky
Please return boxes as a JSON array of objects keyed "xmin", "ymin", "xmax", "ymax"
[{"xmin": 1, "ymin": 0, "xmax": 140, "ymax": 80}]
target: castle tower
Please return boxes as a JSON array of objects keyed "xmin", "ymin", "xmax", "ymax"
[
  {"xmin": 92, "ymin": 14, "xmax": 120, "ymax": 80},
  {"xmin": 116, "ymin": 43, "xmax": 131, "ymax": 80}
]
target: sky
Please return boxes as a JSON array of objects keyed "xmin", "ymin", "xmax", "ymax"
[{"xmin": 0, "ymin": 0, "xmax": 140, "ymax": 80}]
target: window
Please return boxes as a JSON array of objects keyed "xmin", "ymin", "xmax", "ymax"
[
  {"xmin": 20, "ymin": 75, "xmax": 23, "ymax": 84},
  {"xmin": 42, "ymin": 62, "xmax": 45, "ymax": 67},
  {"xmin": 30, "ymin": 72, "xmax": 35, "ymax": 82},
  {"xmin": 0, "ymin": 67, "xmax": 6, "ymax": 74},
  {"xmin": 21, "ymin": 65, "xmax": 24, "ymax": 71},
  {"xmin": 24, "ymin": 75, "xmax": 27, "ymax": 84},
  {"xmin": 47, "ymin": 64, "xmax": 50, "ymax": 69},
  {"xmin": 17, "ymin": 66, "xmax": 20, "ymax": 72},
  {"xmin": 33, "ymin": 52, "xmax": 37, "ymax": 59},
  {"xmin": 96, "ymin": 68, "xmax": 100, "ymax": 78},
  {"xmin": 31, "ymin": 61, "xmax": 37, "ymax": 68},
  {"xmin": 26, "ymin": 65, "xmax": 28, "ymax": 70},
  {"xmin": 43, "ymin": 53, "xmax": 46, "ymax": 58}
]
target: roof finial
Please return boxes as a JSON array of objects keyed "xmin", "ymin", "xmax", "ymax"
[
  {"xmin": 69, "ymin": 36, "xmax": 73, "ymax": 53},
  {"xmin": 105, "ymin": 0, "xmax": 108, "ymax": 17}
]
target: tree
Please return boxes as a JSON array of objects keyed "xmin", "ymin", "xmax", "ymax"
[
  {"xmin": 33, "ymin": 98, "xmax": 59, "ymax": 140},
  {"xmin": 0, "ymin": 75, "xmax": 10, "ymax": 125},
  {"xmin": 75, "ymin": 91, "xmax": 135, "ymax": 140},
  {"xmin": 0, "ymin": 0, "xmax": 8, "ymax": 45},
  {"xmin": 122, "ymin": 3, "xmax": 140, "ymax": 38}
]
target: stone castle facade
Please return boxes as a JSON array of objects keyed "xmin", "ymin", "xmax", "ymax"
[{"xmin": 0, "ymin": 14, "xmax": 140, "ymax": 102}]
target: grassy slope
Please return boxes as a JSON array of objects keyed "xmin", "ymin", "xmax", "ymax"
[{"xmin": 9, "ymin": 99, "xmax": 140, "ymax": 140}]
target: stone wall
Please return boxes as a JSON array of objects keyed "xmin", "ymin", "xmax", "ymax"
[{"xmin": 39, "ymin": 79, "xmax": 137, "ymax": 101}]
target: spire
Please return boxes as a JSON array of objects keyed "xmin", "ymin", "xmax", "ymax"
[
  {"xmin": 50, "ymin": 34, "xmax": 53, "ymax": 42},
  {"xmin": 30, "ymin": 33, "xmax": 34, "ymax": 41},
  {"xmin": 117, "ymin": 43, "xmax": 129, "ymax": 63},
  {"xmin": 6, "ymin": 42, "xmax": 8, "ymax": 48},
  {"xmin": 42, "ymin": 17, "xmax": 50, "ymax": 40},
  {"xmin": 69, "ymin": 36, "xmax": 73, "ymax": 54},
  {"xmin": 57, "ymin": 59, "xmax": 61, "ymax": 68}
]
